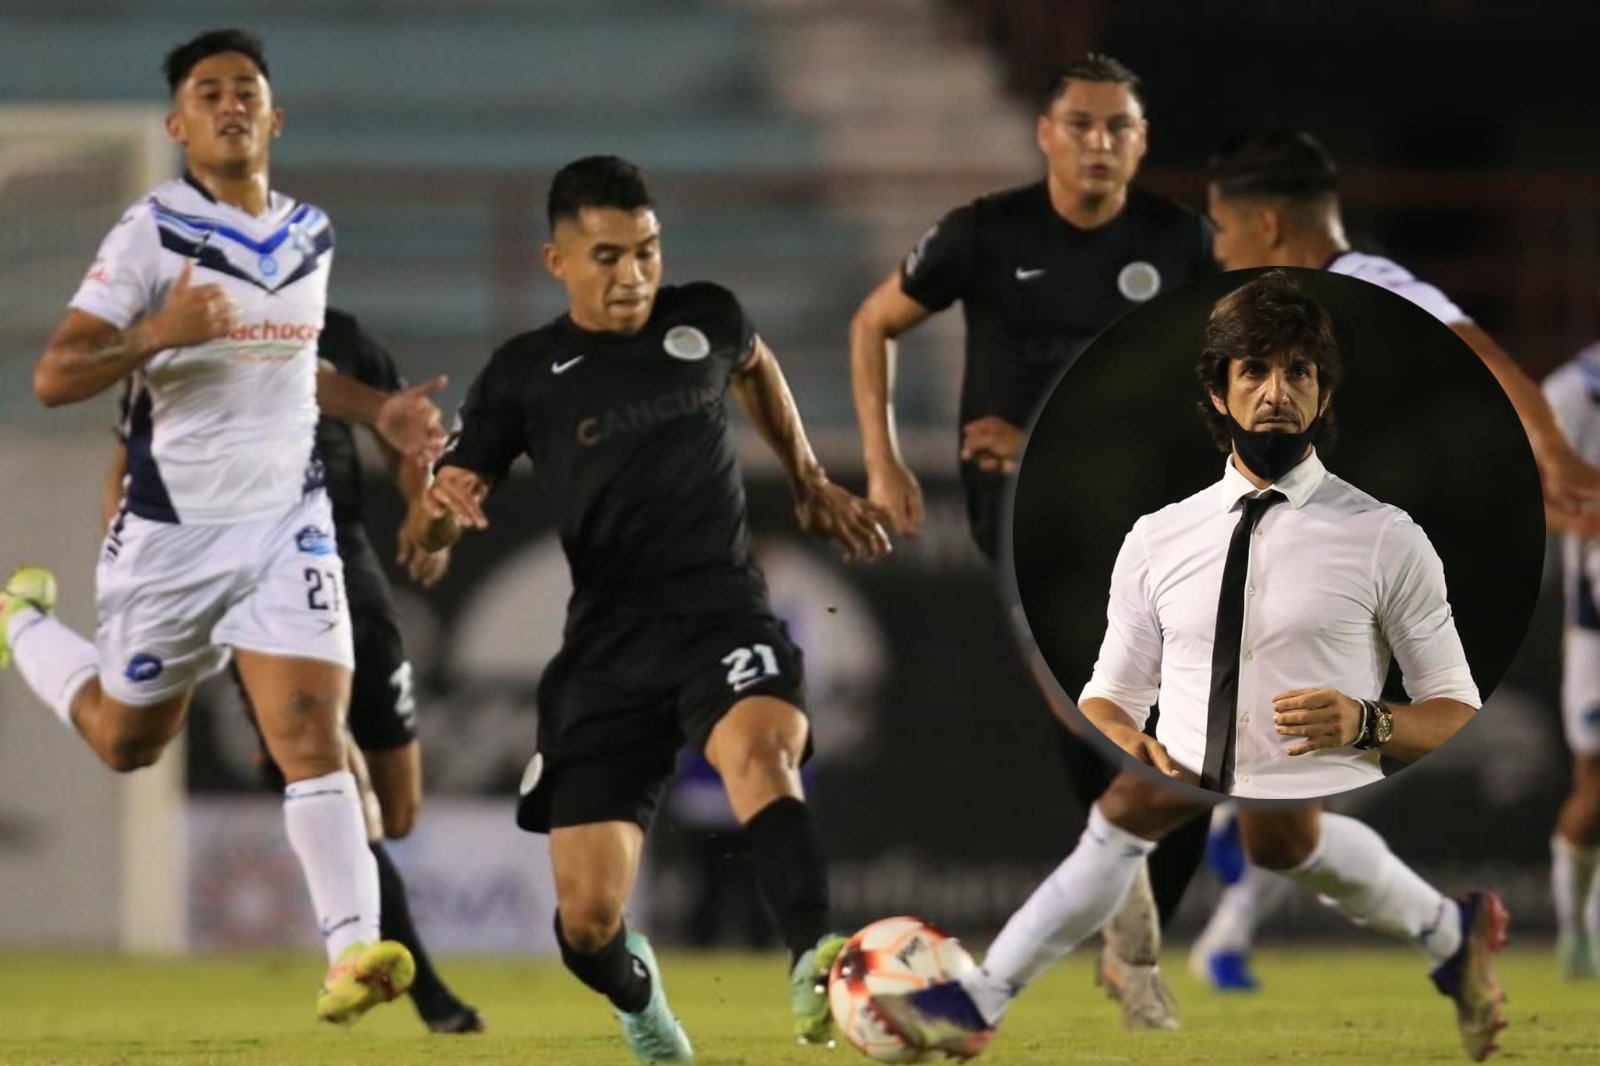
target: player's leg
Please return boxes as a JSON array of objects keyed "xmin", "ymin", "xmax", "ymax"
[
  {"xmin": 549, "ymin": 810, "xmax": 692, "ymax": 1064},
  {"xmin": 2, "ymin": 549, "xmax": 225, "ymax": 771},
  {"xmin": 1188, "ymin": 802, "xmax": 1296, "ymax": 992},
  {"xmin": 871, "ymin": 771, "xmax": 1208, "ymax": 1055},
  {"xmin": 702, "ymin": 693, "xmax": 842, "ymax": 1041},
  {"xmin": 1240, "ymin": 805, "xmax": 1508, "ymax": 1061},
  {"xmin": 238, "ymin": 650, "xmax": 413, "ymax": 1023},
  {"xmin": 1028, "ymin": 651, "xmax": 1200, "ymax": 1028},
  {"xmin": 366, "ymin": 742, "xmax": 422, "ymax": 839},
  {"xmin": 1554, "ymin": 626, "xmax": 1600, "ymax": 978}
]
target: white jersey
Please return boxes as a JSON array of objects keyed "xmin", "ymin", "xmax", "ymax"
[
  {"xmin": 70, "ymin": 176, "xmax": 333, "ymax": 524},
  {"xmin": 1545, "ymin": 343, "xmax": 1600, "ymax": 627},
  {"xmin": 1327, "ymin": 250, "xmax": 1469, "ymax": 326}
]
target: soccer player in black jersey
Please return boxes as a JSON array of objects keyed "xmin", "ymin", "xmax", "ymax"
[
  {"xmin": 407, "ymin": 155, "xmax": 890, "ymax": 1064},
  {"xmin": 103, "ymin": 309, "xmax": 482, "ymax": 1034},
  {"xmin": 848, "ymin": 53, "xmax": 1212, "ymax": 1028}
]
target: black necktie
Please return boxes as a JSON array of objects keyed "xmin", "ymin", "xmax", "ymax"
[{"xmin": 1200, "ymin": 490, "xmax": 1285, "ymax": 793}]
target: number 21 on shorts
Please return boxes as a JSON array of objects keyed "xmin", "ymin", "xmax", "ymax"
[
  {"xmin": 303, "ymin": 566, "xmax": 344, "ymax": 614},
  {"xmin": 723, "ymin": 643, "xmax": 779, "ymax": 692}
]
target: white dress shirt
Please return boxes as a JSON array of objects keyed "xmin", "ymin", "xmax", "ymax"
[{"xmin": 1078, "ymin": 451, "xmax": 1480, "ymax": 798}]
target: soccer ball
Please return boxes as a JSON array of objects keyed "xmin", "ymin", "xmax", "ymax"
[{"xmin": 828, "ymin": 916, "xmax": 978, "ymax": 1063}]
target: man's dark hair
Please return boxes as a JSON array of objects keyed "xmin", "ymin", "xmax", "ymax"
[
  {"xmin": 1206, "ymin": 130, "xmax": 1338, "ymax": 204},
  {"xmin": 1041, "ymin": 53, "xmax": 1143, "ymax": 114},
  {"xmin": 1196, "ymin": 269, "xmax": 1342, "ymax": 453},
  {"xmin": 547, "ymin": 155, "xmax": 654, "ymax": 233},
  {"xmin": 163, "ymin": 29, "xmax": 270, "ymax": 95}
]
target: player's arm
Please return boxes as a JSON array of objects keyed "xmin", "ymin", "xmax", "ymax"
[
  {"xmin": 316, "ymin": 366, "xmax": 448, "ymax": 463},
  {"xmin": 35, "ymin": 261, "xmax": 233, "ymax": 407},
  {"xmin": 379, "ymin": 440, "xmax": 451, "ymax": 587},
  {"xmin": 405, "ymin": 352, "xmax": 524, "ymax": 552},
  {"xmin": 849, "ymin": 271, "xmax": 935, "ymax": 533},
  {"xmin": 1273, "ymin": 518, "xmax": 1478, "ymax": 760},
  {"xmin": 731, "ymin": 336, "xmax": 890, "ymax": 562},
  {"xmin": 101, "ymin": 442, "xmax": 128, "ymax": 529},
  {"xmin": 1452, "ymin": 322, "xmax": 1600, "ymax": 525}
]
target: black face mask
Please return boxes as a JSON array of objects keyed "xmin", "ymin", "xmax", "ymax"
[{"xmin": 1225, "ymin": 412, "xmax": 1319, "ymax": 482}]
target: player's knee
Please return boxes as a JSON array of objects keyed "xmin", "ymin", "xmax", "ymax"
[
  {"xmin": 101, "ymin": 735, "xmax": 166, "ymax": 773},
  {"xmin": 559, "ymin": 898, "xmax": 626, "ymax": 954},
  {"xmin": 1243, "ymin": 827, "xmax": 1316, "ymax": 870}
]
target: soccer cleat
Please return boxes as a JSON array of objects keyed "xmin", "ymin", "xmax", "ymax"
[
  {"xmin": 0, "ymin": 566, "xmax": 57, "ymax": 669},
  {"xmin": 1429, "ymin": 892, "xmax": 1510, "ymax": 1062},
  {"xmin": 791, "ymin": 931, "xmax": 848, "ymax": 1045},
  {"xmin": 1558, "ymin": 933, "xmax": 1596, "ymax": 981},
  {"xmin": 317, "ymin": 940, "xmax": 417, "ymax": 1025},
  {"xmin": 616, "ymin": 932, "xmax": 693, "ymax": 1064},
  {"xmin": 1096, "ymin": 945, "xmax": 1180, "ymax": 1030},
  {"xmin": 424, "ymin": 1004, "xmax": 487, "ymax": 1034},
  {"xmin": 869, "ymin": 980, "xmax": 995, "ymax": 1062}
]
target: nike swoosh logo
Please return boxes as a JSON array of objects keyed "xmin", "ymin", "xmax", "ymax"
[
  {"xmin": 552, "ymin": 356, "xmax": 586, "ymax": 374},
  {"xmin": 1015, "ymin": 268, "xmax": 1046, "ymax": 281}
]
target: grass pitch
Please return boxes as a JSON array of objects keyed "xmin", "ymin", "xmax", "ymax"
[{"xmin": 0, "ymin": 946, "xmax": 1594, "ymax": 1065}]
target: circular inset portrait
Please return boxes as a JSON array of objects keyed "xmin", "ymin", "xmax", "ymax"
[{"xmin": 1009, "ymin": 266, "xmax": 1544, "ymax": 802}]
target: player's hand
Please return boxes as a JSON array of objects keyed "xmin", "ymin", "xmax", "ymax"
[
  {"xmin": 425, "ymin": 466, "xmax": 490, "ymax": 530},
  {"xmin": 375, "ymin": 377, "xmax": 449, "ymax": 463},
  {"xmin": 960, "ymin": 416, "xmax": 1024, "ymax": 474},
  {"xmin": 1102, "ymin": 723, "xmax": 1182, "ymax": 779},
  {"xmin": 1273, "ymin": 687, "xmax": 1363, "ymax": 754},
  {"xmin": 146, "ymin": 259, "xmax": 237, "ymax": 350},
  {"xmin": 866, "ymin": 457, "xmax": 926, "ymax": 536},
  {"xmin": 795, "ymin": 476, "xmax": 892, "ymax": 562},
  {"xmin": 396, "ymin": 524, "xmax": 451, "ymax": 588},
  {"xmin": 1539, "ymin": 443, "xmax": 1600, "ymax": 537}
]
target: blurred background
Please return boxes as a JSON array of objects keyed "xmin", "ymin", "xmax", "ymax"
[{"xmin": 0, "ymin": 0, "xmax": 1595, "ymax": 957}]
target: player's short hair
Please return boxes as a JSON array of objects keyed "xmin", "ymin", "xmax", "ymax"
[
  {"xmin": 1195, "ymin": 269, "xmax": 1342, "ymax": 453},
  {"xmin": 547, "ymin": 156, "xmax": 654, "ymax": 233},
  {"xmin": 1206, "ymin": 130, "xmax": 1338, "ymax": 204},
  {"xmin": 163, "ymin": 28, "xmax": 270, "ymax": 95},
  {"xmin": 1041, "ymin": 53, "xmax": 1143, "ymax": 114}
]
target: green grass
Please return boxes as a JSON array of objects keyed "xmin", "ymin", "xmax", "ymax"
[{"xmin": 0, "ymin": 947, "xmax": 1593, "ymax": 1065}]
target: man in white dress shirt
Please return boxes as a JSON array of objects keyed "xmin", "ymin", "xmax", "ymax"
[
  {"xmin": 1079, "ymin": 269, "xmax": 1480, "ymax": 798},
  {"xmin": 871, "ymin": 271, "xmax": 1508, "ymax": 1063}
]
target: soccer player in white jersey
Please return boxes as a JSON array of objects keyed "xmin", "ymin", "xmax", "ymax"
[
  {"xmin": 0, "ymin": 29, "xmax": 446, "ymax": 1024},
  {"xmin": 1178, "ymin": 130, "xmax": 1600, "ymax": 992},
  {"xmin": 871, "ymin": 275, "xmax": 1510, "ymax": 1063},
  {"xmin": 1541, "ymin": 342, "xmax": 1600, "ymax": 978}
]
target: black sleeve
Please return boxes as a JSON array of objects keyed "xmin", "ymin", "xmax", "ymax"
[
  {"xmin": 898, "ymin": 203, "xmax": 978, "ymax": 312},
  {"xmin": 436, "ymin": 348, "xmax": 527, "ymax": 484},
  {"xmin": 351, "ymin": 319, "xmax": 404, "ymax": 393}
]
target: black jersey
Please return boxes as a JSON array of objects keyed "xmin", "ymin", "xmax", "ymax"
[
  {"xmin": 899, "ymin": 180, "xmax": 1215, "ymax": 557},
  {"xmin": 439, "ymin": 282, "xmax": 770, "ymax": 633},
  {"xmin": 314, "ymin": 308, "xmax": 404, "ymax": 528}
]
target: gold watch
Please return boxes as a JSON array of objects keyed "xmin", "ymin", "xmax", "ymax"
[{"xmin": 1353, "ymin": 699, "xmax": 1393, "ymax": 749}]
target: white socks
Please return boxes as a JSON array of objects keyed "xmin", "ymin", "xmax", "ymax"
[
  {"xmin": 1198, "ymin": 865, "xmax": 1297, "ymax": 956},
  {"xmin": 1281, "ymin": 812, "xmax": 1461, "ymax": 966},
  {"xmin": 967, "ymin": 804, "xmax": 1158, "ymax": 1023},
  {"xmin": 1552, "ymin": 834, "xmax": 1600, "ymax": 941},
  {"xmin": 7, "ymin": 607, "xmax": 98, "ymax": 729},
  {"xmin": 283, "ymin": 771, "xmax": 382, "ymax": 961}
]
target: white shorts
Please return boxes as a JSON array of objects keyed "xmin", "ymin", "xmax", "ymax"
[
  {"xmin": 1562, "ymin": 627, "xmax": 1600, "ymax": 755},
  {"xmin": 96, "ymin": 491, "xmax": 355, "ymax": 707}
]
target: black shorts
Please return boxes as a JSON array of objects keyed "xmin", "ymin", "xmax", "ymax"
[
  {"xmin": 516, "ymin": 610, "xmax": 806, "ymax": 834},
  {"xmin": 338, "ymin": 525, "xmax": 417, "ymax": 752}
]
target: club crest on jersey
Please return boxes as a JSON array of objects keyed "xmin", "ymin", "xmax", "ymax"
[
  {"xmin": 663, "ymin": 325, "xmax": 711, "ymax": 362},
  {"xmin": 1117, "ymin": 261, "xmax": 1161, "ymax": 302},
  {"xmin": 295, "ymin": 526, "xmax": 335, "ymax": 556},
  {"xmin": 257, "ymin": 253, "xmax": 278, "ymax": 278},
  {"xmin": 125, "ymin": 653, "xmax": 164, "ymax": 683}
]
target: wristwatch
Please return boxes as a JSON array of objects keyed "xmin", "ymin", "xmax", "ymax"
[{"xmin": 1352, "ymin": 699, "xmax": 1393, "ymax": 750}]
